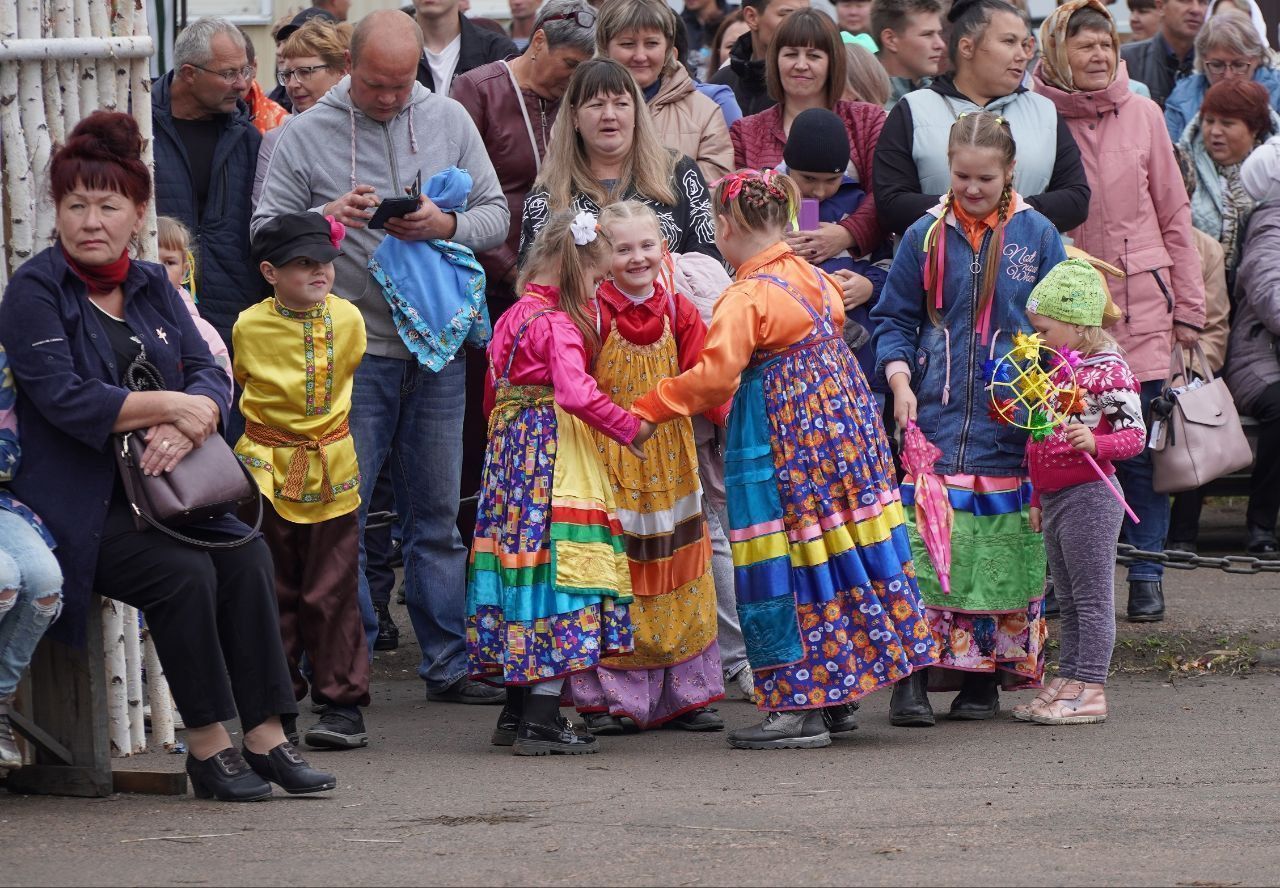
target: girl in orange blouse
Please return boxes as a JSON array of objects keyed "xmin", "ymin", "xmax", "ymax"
[
  {"xmin": 568, "ymin": 201, "xmax": 726, "ymax": 734},
  {"xmin": 633, "ymin": 171, "xmax": 937, "ymax": 750}
]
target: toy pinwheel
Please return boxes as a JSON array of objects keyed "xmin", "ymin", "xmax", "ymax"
[{"xmin": 987, "ymin": 337, "xmax": 1139, "ymax": 523}]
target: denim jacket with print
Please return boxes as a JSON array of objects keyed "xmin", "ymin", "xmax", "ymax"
[{"xmin": 871, "ymin": 198, "xmax": 1068, "ymax": 476}]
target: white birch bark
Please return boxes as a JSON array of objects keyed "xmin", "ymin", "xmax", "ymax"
[
  {"xmin": 102, "ymin": 600, "xmax": 131, "ymax": 757},
  {"xmin": 111, "ymin": 0, "xmax": 133, "ymax": 112},
  {"xmin": 49, "ymin": 0, "xmax": 76, "ymax": 142},
  {"xmin": 142, "ymin": 627, "xmax": 175, "ymax": 750},
  {"xmin": 131, "ymin": 4, "xmax": 157, "ymax": 263},
  {"xmin": 87, "ymin": 0, "xmax": 114, "ymax": 110},
  {"xmin": 17, "ymin": 0, "xmax": 53, "ymax": 249},
  {"xmin": 122, "ymin": 605, "xmax": 146, "ymax": 754},
  {"xmin": 1, "ymin": 3, "xmax": 34, "ymax": 269},
  {"xmin": 73, "ymin": 0, "xmax": 97, "ymax": 117}
]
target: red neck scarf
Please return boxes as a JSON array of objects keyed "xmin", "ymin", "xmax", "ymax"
[{"xmin": 61, "ymin": 243, "xmax": 131, "ymax": 296}]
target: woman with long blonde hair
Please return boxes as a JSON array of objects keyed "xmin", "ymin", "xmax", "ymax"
[{"xmin": 519, "ymin": 58, "xmax": 721, "ymax": 264}]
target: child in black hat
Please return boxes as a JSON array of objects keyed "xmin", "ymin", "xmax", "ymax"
[
  {"xmin": 235, "ymin": 212, "xmax": 372, "ymax": 752},
  {"xmin": 781, "ymin": 107, "xmax": 893, "ymax": 403}
]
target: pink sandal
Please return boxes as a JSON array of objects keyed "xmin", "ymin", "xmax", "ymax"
[
  {"xmin": 1011, "ymin": 677, "xmax": 1066, "ymax": 722},
  {"xmin": 1030, "ymin": 681, "xmax": 1108, "ymax": 725}
]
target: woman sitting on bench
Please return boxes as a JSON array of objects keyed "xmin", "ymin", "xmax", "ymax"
[{"xmin": 0, "ymin": 112, "xmax": 336, "ymax": 802}]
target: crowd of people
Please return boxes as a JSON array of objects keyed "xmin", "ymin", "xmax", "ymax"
[{"xmin": 0, "ymin": 0, "xmax": 1278, "ymax": 800}]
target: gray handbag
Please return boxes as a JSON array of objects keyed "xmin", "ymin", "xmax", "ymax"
[
  {"xmin": 112, "ymin": 354, "xmax": 260, "ymax": 549},
  {"xmin": 1149, "ymin": 344, "xmax": 1253, "ymax": 494}
]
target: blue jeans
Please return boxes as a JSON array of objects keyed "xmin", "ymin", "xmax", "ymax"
[
  {"xmin": 0, "ymin": 511, "xmax": 63, "ymax": 698},
  {"xmin": 350, "ymin": 353, "xmax": 468, "ymax": 692},
  {"xmin": 1112, "ymin": 379, "xmax": 1170, "ymax": 581}
]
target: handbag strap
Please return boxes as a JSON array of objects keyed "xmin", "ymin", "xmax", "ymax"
[
  {"xmin": 115, "ymin": 441, "xmax": 264, "ymax": 550},
  {"xmin": 1168, "ymin": 342, "xmax": 1216, "ymax": 388}
]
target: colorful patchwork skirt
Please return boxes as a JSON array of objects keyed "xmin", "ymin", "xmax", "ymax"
[
  {"xmin": 902, "ymin": 474, "xmax": 1048, "ymax": 690},
  {"xmin": 465, "ymin": 385, "xmax": 634, "ymax": 686},
  {"xmin": 568, "ymin": 323, "xmax": 723, "ymax": 727},
  {"xmin": 729, "ymin": 335, "xmax": 938, "ymax": 712}
]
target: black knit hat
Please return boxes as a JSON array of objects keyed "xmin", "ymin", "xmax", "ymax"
[{"xmin": 783, "ymin": 108, "xmax": 851, "ymax": 175}]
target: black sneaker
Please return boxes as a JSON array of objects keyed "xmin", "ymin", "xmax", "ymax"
[
  {"xmin": 726, "ymin": 710, "xmax": 830, "ymax": 750},
  {"xmin": 513, "ymin": 717, "xmax": 599, "ymax": 756},
  {"xmin": 664, "ymin": 708, "xmax": 725, "ymax": 731},
  {"xmin": 303, "ymin": 706, "xmax": 369, "ymax": 750},
  {"xmin": 581, "ymin": 711, "xmax": 626, "ymax": 735},
  {"xmin": 427, "ymin": 678, "xmax": 506, "ymax": 705},
  {"xmin": 374, "ymin": 602, "xmax": 400, "ymax": 652}
]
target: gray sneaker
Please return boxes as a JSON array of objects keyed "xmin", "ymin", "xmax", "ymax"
[
  {"xmin": 0, "ymin": 701, "xmax": 21, "ymax": 769},
  {"xmin": 727, "ymin": 709, "xmax": 831, "ymax": 750},
  {"xmin": 427, "ymin": 678, "xmax": 507, "ymax": 705}
]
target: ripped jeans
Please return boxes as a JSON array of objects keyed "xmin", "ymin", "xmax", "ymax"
[{"xmin": 0, "ymin": 510, "xmax": 62, "ymax": 699}]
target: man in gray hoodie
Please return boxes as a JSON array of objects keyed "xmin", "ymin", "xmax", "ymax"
[{"xmin": 255, "ymin": 9, "xmax": 509, "ymax": 722}]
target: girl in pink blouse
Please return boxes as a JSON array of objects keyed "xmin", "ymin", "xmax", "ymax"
[{"xmin": 466, "ymin": 209, "xmax": 654, "ymax": 757}]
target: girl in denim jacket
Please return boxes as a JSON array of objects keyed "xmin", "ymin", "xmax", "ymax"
[{"xmin": 872, "ymin": 111, "xmax": 1068, "ymax": 726}]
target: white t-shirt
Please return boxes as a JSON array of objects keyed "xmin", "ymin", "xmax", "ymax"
[{"xmin": 424, "ymin": 35, "xmax": 462, "ymax": 92}]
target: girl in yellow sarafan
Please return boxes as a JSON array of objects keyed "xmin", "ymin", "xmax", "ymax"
[
  {"xmin": 633, "ymin": 170, "xmax": 938, "ymax": 749},
  {"xmin": 568, "ymin": 202, "xmax": 726, "ymax": 734}
]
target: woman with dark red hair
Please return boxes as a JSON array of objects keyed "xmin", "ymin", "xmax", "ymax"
[
  {"xmin": 1179, "ymin": 79, "xmax": 1280, "ymax": 282},
  {"xmin": 0, "ymin": 112, "xmax": 335, "ymax": 802}
]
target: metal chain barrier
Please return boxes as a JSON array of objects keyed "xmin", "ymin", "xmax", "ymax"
[{"xmin": 1116, "ymin": 544, "xmax": 1280, "ymax": 575}]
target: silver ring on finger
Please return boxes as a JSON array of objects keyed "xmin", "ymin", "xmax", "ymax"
[{"xmin": 160, "ymin": 440, "xmax": 171, "ymax": 451}]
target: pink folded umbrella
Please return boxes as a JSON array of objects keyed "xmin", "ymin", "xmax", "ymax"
[{"xmin": 901, "ymin": 422, "xmax": 953, "ymax": 595}]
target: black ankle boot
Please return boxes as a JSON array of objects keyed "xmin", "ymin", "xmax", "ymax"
[
  {"xmin": 186, "ymin": 748, "xmax": 272, "ymax": 802},
  {"xmin": 889, "ymin": 669, "xmax": 934, "ymax": 727},
  {"xmin": 1126, "ymin": 580, "xmax": 1165, "ymax": 622},
  {"xmin": 242, "ymin": 742, "xmax": 336, "ymax": 795},
  {"xmin": 513, "ymin": 692, "xmax": 597, "ymax": 756},
  {"xmin": 491, "ymin": 686, "xmax": 528, "ymax": 747},
  {"xmin": 947, "ymin": 672, "xmax": 1000, "ymax": 720}
]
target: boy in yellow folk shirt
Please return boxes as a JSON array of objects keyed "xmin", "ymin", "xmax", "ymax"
[{"xmin": 236, "ymin": 213, "xmax": 369, "ymax": 750}]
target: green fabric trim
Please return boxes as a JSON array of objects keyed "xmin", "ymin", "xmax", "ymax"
[
  {"xmin": 906, "ymin": 507, "xmax": 1046, "ymax": 612},
  {"xmin": 550, "ymin": 520, "xmax": 628, "ymax": 552}
]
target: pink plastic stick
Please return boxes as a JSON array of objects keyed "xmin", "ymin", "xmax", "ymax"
[{"xmin": 1080, "ymin": 450, "xmax": 1141, "ymax": 524}]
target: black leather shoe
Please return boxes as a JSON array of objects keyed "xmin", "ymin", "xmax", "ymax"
[
  {"xmin": 889, "ymin": 670, "xmax": 935, "ymax": 727},
  {"xmin": 243, "ymin": 742, "xmax": 336, "ymax": 795},
  {"xmin": 822, "ymin": 702, "xmax": 859, "ymax": 734},
  {"xmin": 373, "ymin": 602, "xmax": 399, "ymax": 652},
  {"xmin": 947, "ymin": 672, "xmax": 1000, "ymax": 720},
  {"xmin": 303, "ymin": 706, "xmax": 369, "ymax": 750},
  {"xmin": 582, "ymin": 711, "xmax": 626, "ymax": 735},
  {"xmin": 1126, "ymin": 580, "xmax": 1165, "ymax": 622},
  {"xmin": 186, "ymin": 748, "xmax": 272, "ymax": 802},
  {"xmin": 665, "ymin": 708, "xmax": 725, "ymax": 731},
  {"xmin": 491, "ymin": 687, "xmax": 528, "ymax": 747},
  {"xmin": 513, "ymin": 716, "xmax": 599, "ymax": 755}
]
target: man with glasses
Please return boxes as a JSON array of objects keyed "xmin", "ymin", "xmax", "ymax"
[
  {"xmin": 152, "ymin": 17, "xmax": 263, "ymax": 357},
  {"xmin": 1122, "ymin": 0, "xmax": 1210, "ymax": 108}
]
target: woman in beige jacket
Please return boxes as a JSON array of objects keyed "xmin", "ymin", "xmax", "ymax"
[{"xmin": 598, "ymin": 0, "xmax": 733, "ymax": 183}]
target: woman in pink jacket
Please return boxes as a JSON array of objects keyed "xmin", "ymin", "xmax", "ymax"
[{"xmin": 1033, "ymin": 0, "xmax": 1206, "ymax": 624}]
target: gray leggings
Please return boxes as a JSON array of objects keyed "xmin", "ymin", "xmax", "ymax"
[{"xmin": 1041, "ymin": 480, "xmax": 1125, "ymax": 684}]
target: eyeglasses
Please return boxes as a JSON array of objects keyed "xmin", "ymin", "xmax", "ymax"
[
  {"xmin": 1203, "ymin": 59, "xmax": 1254, "ymax": 75},
  {"xmin": 539, "ymin": 10, "xmax": 597, "ymax": 29},
  {"xmin": 277, "ymin": 64, "xmax": 332, "ymax": 86},
  {"xmin": 189, "ymin": 64, "xmax": 255, "ymax": 84}
]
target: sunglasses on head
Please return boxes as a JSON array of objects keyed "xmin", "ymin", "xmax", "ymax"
[{"xmin": 539, "ymin": 9, "xmax": 597, "ymax": 29}]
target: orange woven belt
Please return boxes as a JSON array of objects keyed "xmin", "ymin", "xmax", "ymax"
[{"xmin": 243, "ymin": 418, "xmax": 350, "ymax": 503}]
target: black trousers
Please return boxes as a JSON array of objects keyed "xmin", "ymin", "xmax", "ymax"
[{"xmin": 95, "ymin": 496, "xmax": 296, "ymax": 732}]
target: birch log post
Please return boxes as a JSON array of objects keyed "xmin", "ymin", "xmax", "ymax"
[
  {"xmin": 16, "ymin": 0, "xmax": 53, "ymax": 249},
  {"xmin": 122, "ymin": 606, "xmax": 146, "ymax": 754},
  {"xmin": 131, "ymin": 7, "xmax": 157, "ymax": 261},
  {"xmin": 111, "ymin": 0, "xmax": 133, "ymax": 115},
  {"xmin": 141, "ymin": 627, "xmax": 175, "ymax": 750},
  {"xmin": 73, "ymin": 0, "xmax": 97, "ymax": 118},
  {"xmin": 87, "ymin": 0, "xmax": 115, "ymax": 111},
  {"xmin": 0, "ymin": 2, "xmax": 34, "ymax": 269},
  {"xmin": 102, "ymin": 600, "xmax": 131, "ymax": 757},
  {"xmin": 49, "ymin": 0, "xmax": 77, "ymax": 143}
]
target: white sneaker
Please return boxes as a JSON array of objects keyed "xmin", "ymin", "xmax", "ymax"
[{"xmin": 723, "ymin": 667, "xmax": 755, "ymax": 701}]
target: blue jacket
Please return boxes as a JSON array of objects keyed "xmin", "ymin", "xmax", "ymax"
[
  {"xmin": 871, "ymin": 199, "xmax": 1068, "ymax": 476},
  {"xmin": 812, "ymin": 177, "xmax": 892, "ymax": 389},
  {"xmin": 0, "ymin": 247, "xmax": 235, "ymax": 647},
  {"xmin": 152, "ymin": 71, "xmax": 262, "ymax": 342},
  {"xmin": 694, "ymin": 81, "xmax": 743, "ymax": 127},
  {"xmin": 1164, "ymin": 66, "xmax": 1280, "ymax": 143}
]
